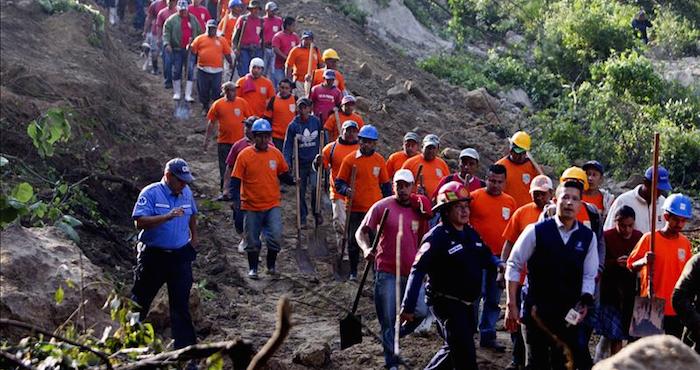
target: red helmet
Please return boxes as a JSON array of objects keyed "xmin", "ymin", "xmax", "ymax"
[{"xmin": 432, "ymin": 181, "xmax": 471, "ymax": 212}]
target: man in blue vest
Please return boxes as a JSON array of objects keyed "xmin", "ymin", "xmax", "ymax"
[
  {"xmin": 131, "ymin": 158, "xmax": 199, "ymax": 349},
  {"xmin": 505, "ymin": 180, "xmax": 599, "ymax": 370}
]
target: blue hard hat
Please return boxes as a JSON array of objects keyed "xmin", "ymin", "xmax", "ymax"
[
  {"xmin": 663, "ymin": 193, "xmax": 693, "ymax": 219},
  {"xmin": 251, "ymin": 118, "xmax": 272, "ymax": 133},
  {"xmin": 229, "ymin": 0, "xmax": 243, "ymax": 8},
  {"xmin": 358, "ymin": 125, "xmax": 378, "ymax": 140},
  {"xmin": 644, "ymin": 166, "xmax": 672, "ymax": 191}
]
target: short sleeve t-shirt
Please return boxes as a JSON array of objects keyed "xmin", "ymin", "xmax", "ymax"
[
  {"xmin": 386, "ymin": 151, "xmax": 411, "ymax": 180},
  {"xmin": 262, "ymin": 15, "xmax": 283, "ymax": 44},
  {"xmin": 218, "ymin": 14, "xmax": 237, "ymax": 45},
  {"xmin": 322, "ymin": 141, "xmax": 359, "ymax": 200},
  {"xmin": 207, "ymin": 97, "xmax": 253, "ymax": 143},
  {"xmin": 502, "ymin": 202, "xmax": 543, "ymax": 244},
  {"xmin": 627, "ymin": 231, "xmax": 692, "ymax": 315},
  {"xmin": 235, "ymin": 15, "xmax": 262, "ymax": 46},
  {"xmin": 132, "ymin": 181, "xmax": 197, "ymax": 249},
  {"xmin": 309, "ymin": 84, "xmax": 342, "ymax": 124},
  {"xmin": 265, "ymin": 95, "xmax": 297, "ymax": 140},
  {"xmin": 271, "ymin": 31, "xmax": 300, "ymax": 69},
  {"xmin": 188, "ymin": 5, "xmax": 211, "ymax": 30},
  {"xmin": 232, "ymin": 146, "xmax": 289, "ymax": 211},
  {"xmin": 323, "ymin": 111, "xmax": 365, "ymax": 142},
  {"xmin": 336, "ymin": 151, "xmax": 390, "ymax": 212},
  {"xmin": 190, "ymin": 34, "xmax": 232, "ymax": 68},
  {"xmin": 469, "ymin": 188, "xmax": 517, "ymax": 256},
  {"xmin": 495, "ymin": 156, "xmax": 540, "ymax": 208},
  {"xmin": 361, "ymin": 197, "xmax": 425, "ymax": 276},
  {"xmin": 583, "ymin": 192, "xmax": 604, "ymax": 213},
  {"xmin": 401, "ymin": 155, "xmax": 450, "ymax": 199},
  {"xmin": 285, "ymin": 46, "xmax": 321, "ymax": 82},
  {"xmin": 156, "ymin": 7, "xmax": 178, "ymax": 38},
  {"xmin": 235, "ymin": 76, "xmax": 275, "ymax": 117},
  {"xmin": 148, "ymin": 0, "xmax": 167, "ymax": 35}
]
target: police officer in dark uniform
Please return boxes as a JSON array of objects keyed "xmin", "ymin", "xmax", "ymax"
[
  {"xmin": 131, "ymin": 158, "xmax": 199, "ymax": 349},
  {"xmin": 401, "ymin": 181, "xmax": 501, "ymax": 370}
]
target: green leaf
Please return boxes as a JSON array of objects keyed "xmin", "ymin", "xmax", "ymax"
[
  {"xmin": 55, "ymin": 221, "xmax": 80, "ymax": 242},
  {"xmin": 11, "ymin": 183, "xmax": 34, "ymax": 203},
  {"xmin": 29, "ymin": 201, "xmax": 47, "ymax": 219},
  {"xmin": 57, "ymin": 183, "xmax": 68, "ymax": 195},
  {"xmin": 61, "ymin": 214, "xmax": 83, "ymax": 227},
  {"xmin": 55, "ymin": 286, "xmax": 64, "ymax": 304},
  {"xmin": 206, "ymin": 351, "xmax": 224, "ymax": 370}
]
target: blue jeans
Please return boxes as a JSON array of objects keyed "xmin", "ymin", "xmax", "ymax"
[
  {"xmin": 237, "ymin": 47, "xmax": 263, "ymax": 78},
  {"xmin": 477, "ymin": 267, "xmax": 503, "ymax": 343},
  {"xmin": 298, "ymin": 162, "xmax": 317, "ymax": 224},
  {"xmin": 263, "ymin": 48, "xmax": 275, "ymax": 77},
  {"xmin": 374, "ymin": 271, "xmax": 428, "ymax": 368},
  {"xmin": 172, "ymin": 49, "xmax": 195, "ymax": 81},
  {"xmin": 244, "ymin": 207, "xmax": 282, "ymax": 253},
  {"xmin": 163, "ymin": 48, "xmax": 173, "ymax": 86},
  {"xmin": 133, "ymin": 0, "xmax": 146, "ymax": 29}
]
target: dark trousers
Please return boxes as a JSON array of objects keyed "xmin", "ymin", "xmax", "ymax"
[
  {"xmin": 511, "ymin": 286, "xmax": 525, "ymax": 365},
  {"xmin": 665, "ymin": 315, "xmax": 683, "ymax": 338},
  {"xmin": 196, "ymin": 69, "xmax": 222, "ymax": 110},
  {"xmin": 347, "ymin": 211, "xmax": 366, "ymax": 275},
  {"xmin": 272, "ymin": 138, "xmax": 284, "ymax": 152},
  {"xmin": 522, "ymin": 313, "xmax": 592, "ymax": 370},
  {"xmin": 425, "ymin": 300, "xmax": 478, "ymax": 370},
  {"xmin": 131, "ymin": 244, "xmax": 197, "ymax": 349},
  {"xmin": 217, "ymin": 143, "xmax": 233, "ymax": 192}
]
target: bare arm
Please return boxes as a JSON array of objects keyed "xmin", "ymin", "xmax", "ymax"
[
  {"xmin": 203, "ymin": 119, "xmax": 216, "ymax": 151},
  {"xmin": 135, "ymin": 208, "xmax": 184, "ymax": 230},
  {"xmin": 222, "ymin": 164, "xmax": 233, "ymax": 196},
  {"xmin": 355, "ymin": 225, "xmax": 373, "ymax": 259},
  {"xmin": 189, "ymin": 214, "xmax": 198, "ymax": 247}
]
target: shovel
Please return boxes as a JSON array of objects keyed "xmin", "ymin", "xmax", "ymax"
[
  {"xmin": 304, "ymin": 42, "xmax": 315, "ymax": 97},
  {"xmin": 293, "ymin": 136, "xmax": 316, "ymax": 274},
  {"xmin": 340, "ymin": 208, "xmax": 390, "ymax": 349},
  {"xmin": 333, "ymin": 166, "xmax": 357, "ymax": 281},
  {"xmin": 174, "ymin": 49, "xmax": 192, "ymax": 120},
  {"xmin": 309, "ymin": 133, "xmax": 329, "ymax": 257},
  {"xmin": 629, "ymin": 132, "xmax": 665, "ymax": 337}
]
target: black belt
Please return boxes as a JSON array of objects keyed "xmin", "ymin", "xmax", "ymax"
[{"xmin": 429, "ymin": 290, "xmax": 475, "ymax": 306}]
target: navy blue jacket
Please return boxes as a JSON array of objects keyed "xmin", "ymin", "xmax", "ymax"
[{"xmin": 283, "ymin": 114, "xmax": 324, "ymax": 167}]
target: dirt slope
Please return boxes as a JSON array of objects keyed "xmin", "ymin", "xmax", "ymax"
[{"xmin": 0, "ymin": 1, "xmax": 518, "ymax": 368}]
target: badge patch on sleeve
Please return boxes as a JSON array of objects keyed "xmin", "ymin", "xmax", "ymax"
[
  {"xmin": 373, "ymin": 166, "xmax": 380, "ymax": 177},
  {"xmin": 269, "ymin": 160, "xmax": 277, "ymax": 170},
  {"xmin": 137, "ymin": 196, "xmax": 148, "ymax": 206},
  {"xmin": 678, "ymin": 248, "xmax": 687, "ymax": 262},
  {"xmin": 448, "ymin": 244, "xmax": 463, "ymax": 255},
  {"xmin": 502, "ymin": 207, "xmax": 511, "ymax": 220},
  {"xmin": 522, "ymin": 173, "xmax": 531, "ymax": 184}
]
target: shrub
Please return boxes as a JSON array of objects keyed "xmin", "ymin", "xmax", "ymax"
[
  {"xmin": 651, "ymin": 6, "xmax": 700, "ymax": 58},
  {"xmin": 418, "ymin": 54, "xmax": 500, "ymax": 92},
  {"xmin": 589, "ymin": 51, "xmax": 665, "ymax": 105}
]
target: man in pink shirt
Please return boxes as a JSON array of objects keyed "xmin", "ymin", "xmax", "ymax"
[
  {"xmin": 143, "ymin": 0, "xmax": 167, "ymax": 75},
  {"xmin": 156, "ymin": 0, "xmax": 178, "ymax": 88},
  {"xmin": 309, "ymin": 69, "xmax": 342, "ymax": 124},
  {"xmin": 231, "ymin": 0, "xmax": 263, "ymax": 79},
  {"xmin": 188, "ymin": 0, "xmax": 212, "ymax": 31},
  {"xmin": 356, "ymin": 169, "xmax": 432, "ymax": 370},
  {"xmin": 271, "ymin": 16, "xmax": 299, "ymax": 90},
  {"xmin": 262, "ymin": 2, "xmax": 283, "ymax": 79}
]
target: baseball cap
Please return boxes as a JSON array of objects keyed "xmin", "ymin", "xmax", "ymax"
[
  {"xmin": 248, "ymin": 0, "xmax": 262, "ymax": 9},
  {"xmin": 393, "ymin": 169, "xmax": 415, "ymax": 184},
  {"xmin": 265, "ymin": 1, "xmax": 278, "ymax": 11},
  {"xmin": 459, "ymin": 148, "xmax": 479, "ymax": 161},
  {"xmin": 529, "ymin": 175, "xmax": 553, "ymax": 193},
  {"xmin": 341, "ymin": 95, "xmax": 356, "ymax": 105},
  {"xmin": 582, "ymin": 160, "xmax": 604, "ymax": 175},
  {"xmin": 301, "ymin": 30, "xmax": 314, "ymax": 39},
  {"xmin": 644, "ymin": 166, "xmax": 672, "ymax": 191},
  {"xmin": 323, "ymin": 69, "xmax": 336, "ymax": 80},
  {"xmin": 422, "ymin": 134, "xmax": 440, "ymax": 148},
  {"xmin": 403, "ymin": 132, "xmax": 419, "ymax": 143},
  {"xmin": 341, "ymin": 120, "xmax": 358, "ymax": 130},
  {"xmin": 165, "ymin": 158, "xmax": 195, "ymax": 183},
  {"xmin": 177, "ymin": 0, "xmax": 188, "ymax": 10},
  {"xmin": 206, "ymin": 19, "xmax": 218, "ymax": 28},
  {"xmin": 244, "ymin": 116, "xmax": 259, "ymax": 127},
  {"xmin": 297, "ymin": 97, "xmax": 312, "ymax": 107}
]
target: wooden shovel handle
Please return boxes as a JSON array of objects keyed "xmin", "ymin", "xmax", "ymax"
[
  {"xmin": 294, "ymin": 136, "xmax": 302, "ymax": 231},
  {"xmin": 350, "ymin": 208, "xmax": 390, "ymax": 314},
  {"xmin": 649, "ymin": 132, "xmax": 660, "ymax": 297},
  {"xmin": 304, "ymin": 42, "xmax": 315, "ymax": 97}
]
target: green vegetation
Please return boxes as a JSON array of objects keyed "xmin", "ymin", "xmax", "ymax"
[
  {"xmin": 37, "ymin": 0, "xmax": 105, "ymax": 46},
  {"xmin": 417, "ymin": 0, "xmax": 700, "ymax": 193},
  {"xmin": 326, "ymin": 0, "xmax": 368, "ymax": 26}
]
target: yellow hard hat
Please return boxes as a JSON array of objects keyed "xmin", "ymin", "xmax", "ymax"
[
  {"xmin": 322, "ymin": 48, "xmax": 340, "ymax": 61},
  {"xmin": 560, "ymin": 166, "xmax": 589, "ymax": 191},
  {"xmin": 509, "ymin": 131, "xmax": 531, "ymax": 152}
]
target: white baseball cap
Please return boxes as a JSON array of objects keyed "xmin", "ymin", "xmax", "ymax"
[
  {"xmin": 393, "ymin": 169, "xmax": 415, "ymax": 184},
  {"xmin": 529, "ymin": 175, "xmax": 553, "ymax": 193},
  {"xmin": 459, "ymin": 148, "xmax": 479, "ymax": 161}
]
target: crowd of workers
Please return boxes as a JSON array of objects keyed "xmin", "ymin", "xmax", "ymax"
[{"xmin": 122, "ymin": 1, "xmax": 699, "ymax": 369}]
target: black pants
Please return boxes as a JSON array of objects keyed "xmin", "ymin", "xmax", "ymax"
[
  {"xmin": 131, "ymin": 244, "xmax": 197, "ymax": 349},
  {"xmin": 217, "ymin": 143, "xmax": 233, "ymax": 192},
  {"xmin": 347, "ymin": 211, "xmax": 366, "ymax": 275},
  {"xmin": 522, "ymin": 312, "xmax": 592, "ymax": 370},
  {"xmin": 196, "ymin": 69, "xmax": 222, "ymax": 110},
  {"xmin": 665, "ymin": 315, "xmax": 683, "ymax": 338},
  {"xmin": 425, "ymin": 299, "xmax": 478, "ymax": 370}
]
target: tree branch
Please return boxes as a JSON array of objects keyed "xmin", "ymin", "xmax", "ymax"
[
  {"xmin": 247, "ymin": 296, "xmax": 292, "ymax": 370},
  {"xmin": 114, "ymin": 340, "xmax": 254, "ymax": 370},
  {"xmin": 0, "ymin": 349, "xmax": 36, "ymax": 370}
]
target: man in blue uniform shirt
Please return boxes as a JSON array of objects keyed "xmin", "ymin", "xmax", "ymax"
[
  {"xmin": 401, "ymin": 181, "xmax": 501, "ymax": 370},
  {"xmin": 131, "ymin": 157, "xmax": 199, "ymax": 349}
]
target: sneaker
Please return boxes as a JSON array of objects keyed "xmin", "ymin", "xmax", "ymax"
[
  {"xmin": 247, "ymin": 269, "xmax": 259, "ymax": 279},
  {"xmin": 237, "ymin": 238, "xmax": 247, "ymax": 253},
  {"xmin": 480, "ymin": 340, "xmax": 506, "ymax": 353},
  {"xmin": 164, "ymin": 82, "xmax": 173, "ymax": 89}
]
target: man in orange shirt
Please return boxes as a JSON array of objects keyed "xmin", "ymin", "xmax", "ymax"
[
  {"xmin": 321, "ymin": 120, "xmax": 359, "ymax": 239},
  {"xmin": 495, "ymin": 131, "xmax": 541, "ymax": 208},
  {"xmin": 285, "ymin": 30, "xmax": 321, "ymax": 92},
  {"xmin": 231, "ymin": 119, "xmax": 294, "ymax": 279},
  {"xmin": 311, "ymin": 48, "xmax": 347, "ymax": 94},
  {"xmin": 204, "ymin": 82, "xmax": 253, "ymax": 195},
  {"xmin": 236, "ymin": 57, "xmax": 275, "ymax": 117},
  {"xmin": 401, "ymin": 134, "xmax": 450, "ymax": 202},
  {"xmin": 627, "ymin": 193, "xmax": 694, "ymax": 338},
  {"xmin": 218, "ymin": 0, "xmax": 244, "ymax": 81},
  {"xmin": 263, "ymin": 78, "xmax": 296, "ymax": 149},
  {"xmin": 335, "ymin": 125, "xmax": 391, "ymax": 280},
  {"xmin": 582, "ymin": 160, "xmax": 615, "ymax": 219},
  {"xmin": 190, "ymin": 20, "xmax": 234, "ymax": 112},
  {"xmin": 500, "ymin": 174, "xmax": 553, "ymax": 370},
  {"xmin": 323, "ymin": 95, "xmax": 365, "ymax": 142},
  {"xmin": 469, "ymin": 164, "xmax": 517, "ymax": 351},
  {"xmin": 386, "ymin": 132, "xmax": 419, "ymax": 179}
]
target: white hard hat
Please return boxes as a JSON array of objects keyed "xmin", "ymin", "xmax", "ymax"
[
  {"xmin": 393, "ymin": 169, "xmax": 415, "ymax": 184},
  {"xmin": 249, "ymin": 57, "xmax": 265, "ymax": 72}
]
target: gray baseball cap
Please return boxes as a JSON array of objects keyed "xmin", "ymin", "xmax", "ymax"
[{"xmin": 403, "ymin": 132, "xmax": 419, "ymax": 143}]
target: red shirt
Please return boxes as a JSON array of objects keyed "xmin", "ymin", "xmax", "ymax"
[
  {"xmin": 235, "ymin": 14, "xmax": 262, "ymax": 47},
  {"xmin": 156, "ymin": 7, "xmax": 177, "ymax": 38},
  {"xmin": 309, "ymin": 84, "xmax": 342, "ymax": 124},
  {"xmin": 262, "ymin": 15, "xmax": 283, "ymax": 45},
  {"xmin": 271, "ymin": 31, "xmax": 299, "ymax": 69},
  {"xmin": 180, "ymin": 14, "xmax": 193, "ymax": 47},
  {"xmin": 187, "ymin": 5, "xmax": 211, "ymax": 30},
  {"xmin": 148, "ymin": 0, "xmax": 167, "ymax": 35}
]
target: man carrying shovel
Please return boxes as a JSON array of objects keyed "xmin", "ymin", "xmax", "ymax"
[
  {"xmin": 356, "ymin": 169, "xmax": 432, "ymax": 370},
  {"xmin": 627, "ymin": 193, "xmax": 694, "ymax": 338}
]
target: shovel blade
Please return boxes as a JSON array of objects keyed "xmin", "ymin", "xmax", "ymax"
[
  {"xmin": 629, "ymin": 296, "xmax": 665, "ymax": 337},
  {"xmin": 339, "ymin": 313, "xmax": 362, "ymax": 349},
  {"xmin": 293, "ymin": 248, "xmax": 316, "ymax": 274},
  {"xmin": 174, "ymin": 101, "xmax": 191, "ymax": 120},
  {"xmin": 308, "ymin": 228, "xmax": 330, "ymax": 258},
  {"xmin": 333, "ymin": 257, "xmax": 351, "ymax": 281}
]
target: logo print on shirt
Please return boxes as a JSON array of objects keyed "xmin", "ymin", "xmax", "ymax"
[
  {"xmin": 436, "ymin": 168, "xmax": 443, "ymax": 177},
  {"xmin": 298, "ymin": 129, "xmax": 318, "ymax": 148},
  {"xmin": 256, "ymin": 26, "xmax": 262, "ymax": 35},
  {"xmin": 411, "ymin": 220, "xmax": 419, "ymax": 233},
  {"xmin": 679, "ymin": 248, "xmax": 687, "ymax": 262},
  {"xmin": 137, "ymin": 196, "xmax": 148, "ymax": 206},
  {"xmin": 234, "ymin": 108, "xmax": 241, "ymax": 116},
  {"xmin": 448, "ymin": 244, "xmax": 463, "ymax": 255},
  {"xmin": 269, "ymin": 160, "xmax": 277, "ymax": 170},
  {"xmin": 522, "ymin": 173, "xmax": 531, "ymax": 184},
  {"xmin": 502, "ymin": 207, "xmax": 511, "ymax": 220},
  {"xmin": 261, "ymin": 87, "xmax": 268, "ymax": 95},
  {"xmin": 289, "ymin": 104, "xmax": 296, "ymax": 113},
  {"xmin": 372, "ymin": 166, "xmax": 380, "ymax": 177},
  {"xmin": 575, "ymin": 241, "xmax": 584, "ymax": 252},
  {"xmin": 272, "ymin": 26, "xmax": 279, "ymax": 32}
]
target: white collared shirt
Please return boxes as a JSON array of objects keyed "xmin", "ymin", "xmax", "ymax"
[{"xmin": 603, "ymin": 185, "xmax": 665, "ymax": 233}]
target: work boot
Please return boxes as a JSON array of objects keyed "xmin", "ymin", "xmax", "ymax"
[
  {"xmin": 247, "ymin": 251, "xmax": 259, "ymax": 279},
  {"xmin": 185, "ymin": 81, "xmax": 195, "ymax": 102},
  {"xmin": 152, "ymin": 59, "xmax": 159, "ymax": 75},
  {"xmin": 172, "ymin": 80, "xmax": 181, "ymax": 100},
  {"xmin": 109, "ymin": 7, "xmax": 118, "ymax": 25},
  {"xmin": 314, "ymin": 213, "xmax": 324, "ymax": 226},
  {"xmin": 266, "ymin": 251, "xmax": 278, "ymax": 275}
]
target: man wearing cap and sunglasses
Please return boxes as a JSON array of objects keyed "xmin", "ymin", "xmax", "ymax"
[
  {"xmin": 496, "ymin": 131, "xmax": 541, "ymax": 208},
  {"xmin": 386, "ymin": 132, "xmax": 420, "ymax": 179},
  {"xmin": 310, "ymin": 69, "xmax": 343, "ymax": 124},
  {"xmin": 131, "ymin": 158, "xmax": 199, "ymax": 350},
  {"xmin": 231, "ymin": 0, "xmax": 264, "ymax": 79},
  {"xmin": 401, "ymin": 181, "xmax": 501, "ymax": 369},
  {"xmin": 323, "ymin": 95, "xmax": 365, "ymax": 142},
  {"xmin": 434, "ymin": 147, "xmax": 485, "ymax": 197},
  {"xmin": 604, "ymin": 165, "xmax": 671, "ymax": 233}
]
